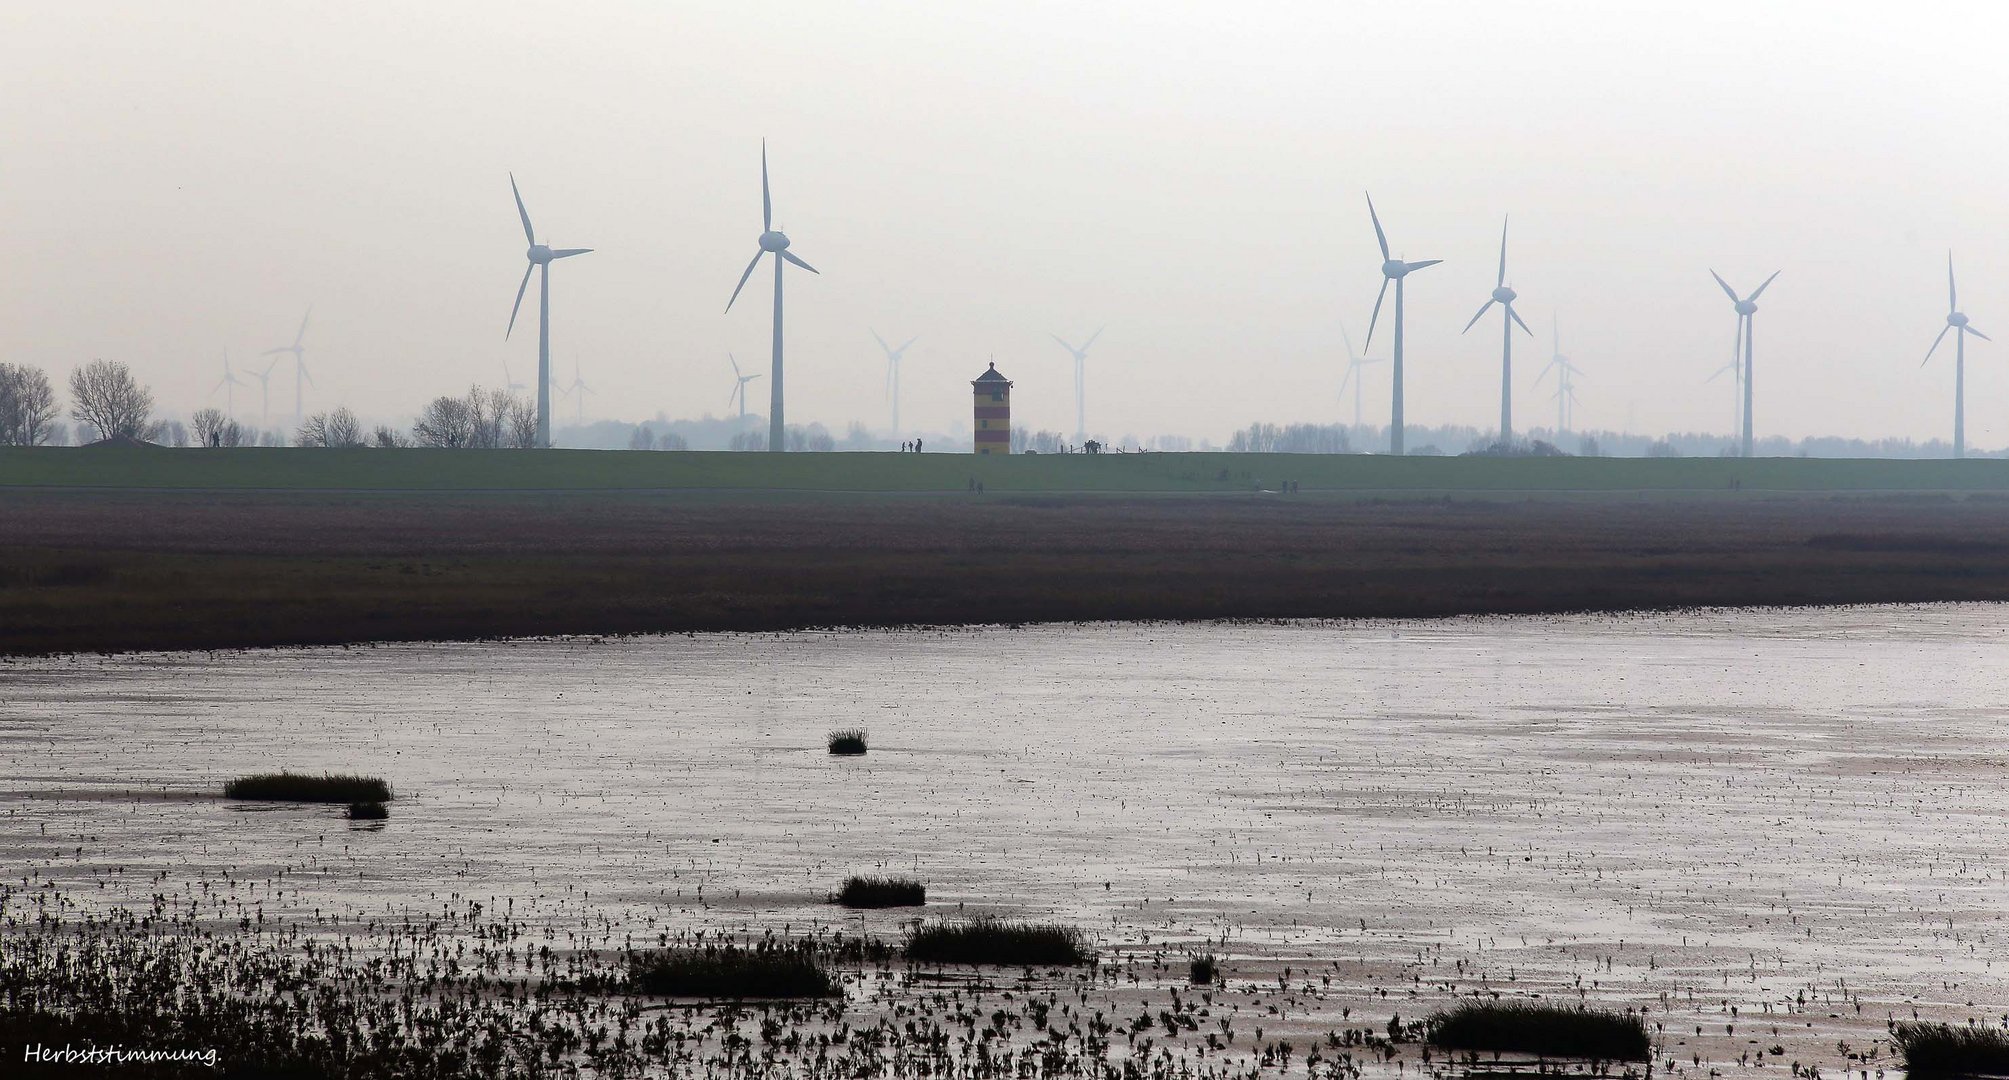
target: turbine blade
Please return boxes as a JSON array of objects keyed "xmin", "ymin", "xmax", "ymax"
[
  {"xmin": 730, "ymin": 353, "xmax": 742, "ymax": 378},
  {"xmin": 1405, "ymin": 259, "xmax": 1442, "ymax": 272},
  {"xmin": 729, "ymin": 382, "xmax": 740, "ymax": 407},
  {"xmin": 1497, "ymin": 215, "xmax": 1509, "ymax": 288},
  {"xmin": 780, "ymin": 249, "xmax": 818, "ymax": 274},
  {"xmin": 1710, "ymin": 270, "xmax": 1739, "ymax": 303},
  {"xmin": 1923, "ymin": 325, "xmax": 1951, "ymax": 365},
  {"xmin": 550, "ymin": 248, "xmax": 592, "ymax": 259},
  {"xmin": 1967, "ymin": 326, "xmax": 1992, "ymax": 343},
  {"xmin": 871, "ymin": 328, "xmax": 891, "ymax": 354},
  {"xmin": 1461, "ymin": 299, "xmax": 1497, "ymax": 334},
  {"xmin": 299, "ymin": 362, "xmax": 314, "ymax": 388},
  {"xmin": 761, "ymin": 139, "xmax": 773, "ymax": 232},
  {"xmin": 725, "ymin": 250, "xmax": 765, "ymax": 312},
  {"xmin": 1509, "ymin": 305, "xmax": 1533, "ymax": 336},
  {"xmin": 1339, "ymin": 321, "xmax": 1357, "ymax": 359},
  {"xmin": 1748, "ymin": 270, "xmax": 1781, "ymax": 301},
  {"xmin": 896, "ymin": 335, "xmax": 919, "ymax": 353},
  {"xmin": 1337, "ymin": 363, "xmax": 1353, "ymax": 396},
  {"xmin": 510, "ymin": 174, "xmax": 535, "ymax": 245},
  {"xmin": 506, "ymin": 262, "xmax": 534, "ymax": 339},
  {"xmin": 1949, "ymin": 251, "xmax": 1958, "ymax": 313},
  {"xmin": 1365, "ymin": 277, "xmax": 1390, "ymax": 351},
  {"xmin": 1366, "ymin": 192, "xmax": 1390, "ymax": 261},
  {"xmin": 748, "ymin": 373, "xmax": 763, "ymax": 382},
  {"xmin": 1050, "ymin": 334, "xmax": 1076, "ymax": 353},
  {"xmin": 298, "ymin": 306, "xmax": 311, "ymax": 346},
  {"xmin": 1081, "ymin": 326, "xmax": 1104, "ymax": 351}
]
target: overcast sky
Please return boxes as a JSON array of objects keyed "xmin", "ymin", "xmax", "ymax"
[{"xmin": 5, "ymin": 1, "xmax": 2007, "ymax": 445}]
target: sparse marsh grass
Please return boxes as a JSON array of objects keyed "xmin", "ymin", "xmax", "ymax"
[
  {"xmin": 904, "ymin": 918, "xmax": 1091, "ymax": 966},
  {"xmin": 347, "ymin": 801, "xmax": 388, "ymax": 820},
  {"xmin": 1891, "ymin": 1020, "xmax": 2009, "ymax": 1076},
  {"xmin": 1427, "ymin": 1001, "xmax": 1651, "ymax": 1061},
  {"xmin": 1189, "ymin": 954, "xmax": 1218, "ymax": 985},
  {"xmin": 827, "ymin": 729, "xmax": 868, "ymax": 755},
  {"xmin": 224, "ymin": 771, "xmax": 391, "ymax": 803},
  {"xmin": 628, "ymin": 944, "xmax": 836, "ymax": 998},
  {"xmin": 833, "ymin": 875, "xmax": 925, "ymax": 908}
]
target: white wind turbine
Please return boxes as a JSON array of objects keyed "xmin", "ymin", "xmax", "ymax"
[
  {"xmin": 1705, "ymin": 335, "xmax": 1742, "ymax": 441},
  {"xmin": 1460, "ymin": 216, "xmax": 1533, "ymax": 445},
  {"xmin": 211, "ymin": 350, "xmax": 247, "ymax": 418},
  {"xmin": 1363, "ymin": 193, "xmax": 1442, "ymax": 455},
  {"xmin": 260, "ymin": 308, "xmax": 314, "ymax": 426},
  {"xmin": 1050, "ymin": 327, "xmax": 1103, "ymax": 444},
  {"xmin": 1337, "ymin": 321, "xmax": 1385, "ymax": 434},
  {"xmin": 248, "ymin": 358, "xmax": 279, "ymax": 431},
  {"xmin": 873, "ymin": 330, "xmax": 919, "ymax": 439},
  {"xmin": 501, "ymin": 359, "xmax": 527, "ymax": 395},
  {"xmin": 1922, "ymin": 252, "xmax": 1992, "ymax": 458},
  {"xmin": 559, "ymin": 358, "xmax": 593, "ymax": 427},
  {"xmin": 727, "ymin": 354, "xmax": 764, "ymax": 423},
  {"xmin": 726, "ymin": 141, "xmax": 820, "ymax": 452},
  {"xmin": 1709, "ymin": 268, "xmax": 1780, "ymax": 457},
  {"xmin": 1535, "ymin": 317, "xmax": 1584, "ymax": 436},
  {"xmin": 506, "ymin": 174, "xmax": 593, "ymax": 449}
]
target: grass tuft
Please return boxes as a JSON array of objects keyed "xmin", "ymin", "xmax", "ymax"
[
  {"xmin": 1427, "ymin": 1001, "xmax": 1650, "ymax": 1061},
  {"xmin": 1189, "ymin": 954, "xmax": 1218, "ymax": 985},
  {"xmin": 628, "ymin": 944, "xmax": 835, "ymax": 999},
  {"xmin": 833, "ymin": 875, "xmax": 925, "ymax": 908},
  {"xmin": 827, "ymin": 729, "xmax": 868, "ymax": 755},
  {"xmin": 224, "ymin": 771, "xmax": 391, "ymax": 803},
  {"xmin": 346, "ymin": 801, "xmax": 388, "ymax": 820},
  {"xmin": 1891, "ymin": 1020, "xmax": 2009, "ymax": 1076},
  {"xmin": 904, "ymin": 918, "xmax": 1091, "ymax": 967}
]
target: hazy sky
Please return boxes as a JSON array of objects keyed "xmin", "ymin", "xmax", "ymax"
[{"xmin": 6, "ymin": 1, "xmax": 2008, "ymax": 446}]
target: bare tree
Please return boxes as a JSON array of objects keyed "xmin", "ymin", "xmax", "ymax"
[
  {"xmin": 154, "ymin": 419, "xmax": 189, "ymax": 447},
  {"xmin": 68, "ymin": 360, "xmax": 153, "ymax": 441},
  {"xmin": 298, "ymin": 407, "xmax": 363, "ymax": 448},
  {"xmin": 628, "ymin": 424, "xmax": 656, "ymax": 451},
  {"xmin": 0, "ymin": 363, "xmax": 59, "ymax": 445},
  {"xmin": 372, "ymin": 424, "xmax": 409, "ymax": 448},
  {"xmin": 506, "ymin": 398, "xmax": 537, "ymax": 448},
  {"xmin": 412, "ymin": 395, "xmax": 475, "ymax": 448},
  {"xmin": 191, "ymin": 407, "xmax": 229, "ymax": 447}
]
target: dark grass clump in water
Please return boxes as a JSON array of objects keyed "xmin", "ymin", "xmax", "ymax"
[
  {"xmin": 347, "ymin": 801, "xmax": 388, "ymax": 820},
  {"xmin": 1189, "ymin": 954, "xmax": 1218, "ymax": 985},
  {"xmin": 833, "ymin": 875, "xmax": 925, "ymax": 908},
  {"xmin": 1427, "ymin": 1001, "xmax": 1650, "ymax": 1061},
  {"xmin": 629, "ymin": 944, "xmax": 835, "ymax": 999},
  {"xmin": 224, "ymin": 772, "xmax": 391, "ymax": 803},
  {"xmin": 827, "ymin": 729, "xmax": 867, "ymax": 755},
  {"xmin": 1891, "ymin": 1020, "xmax": 2009, "ymax": 1076},
  {"xmin": 904, "ymin": 918, "xmax": 1091, "ymax": 966}
]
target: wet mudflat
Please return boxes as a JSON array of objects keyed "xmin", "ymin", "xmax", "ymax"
[{"xmin": 4, "ymin": 606, "xmax": 2006, "ymax": 1076}]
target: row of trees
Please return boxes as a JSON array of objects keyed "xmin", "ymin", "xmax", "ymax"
[{"xmin": 0, "ymin": 364, "xmax": 59, "ymax": 446}]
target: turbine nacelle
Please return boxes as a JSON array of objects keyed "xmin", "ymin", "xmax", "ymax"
[
  {"xmin": 1950, "ymin": 311, "xmax": 1970, "ymax": 328},
  {"xmin": 1381, "ymin": 258, "xmax": 1408, "ymax": 280},
  {"xmin": 1492, "ymin": 286, "xmax": 1517, "ymax": 304},
  {"xmin": 759, "ymin": 230, "xmax": 791, "ymax": 253},
  {"xmin": 527, "ymin": 244, "xmax": 554, "ymax": 265},
  {"xmin": 1735, "ymin": 299, "xmax": 1758, "ymax": 316}
]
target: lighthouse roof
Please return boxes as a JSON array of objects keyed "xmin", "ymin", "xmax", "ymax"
[{"xmin": 973, "ymin": 362, "xmax": 1010, "ymax": 383}]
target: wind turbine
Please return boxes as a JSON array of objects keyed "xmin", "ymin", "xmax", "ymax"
[
  {"xmin": 506, "ymin": 174, "xmax": 593, "ymax": 449},
  {"xmin": 725, "ymin": 141, "xmax": 820, "ymax": 452},
  {"xmin": 1363, "ymin": 193, "xmax": 1441, "ymax": 455},
  {"xmin": 260, "ymin": 308, "xmax": 313, "ymax": 426},
  {"xmin": 1709, "ymin": 268, "xmax": 1780, "ymax": 457},
  {"xmin": 1050, "ymin": 328, "xmax": 1102, "ymax": 444},
  {"xmin": 1460, "ymin": 216, "xmax": 1533, "ymax": 445},
  {"xmin": 248, "ymin": 358, "xmax": 278, "ymax": 431},
  {"xmin": 501, "ymin": 359, "xmax": 527, "ymax": 395},
  {"xmin": 1922, "ymin": 252, "xmax": 1992, "ymax": 458},
  {"xmin": 727, "ymin": 353, "xmax": 764, "ymax": 423},
  {"xmin": 1535, "ymin": 318, "xmax": 1584, "ymax": 436},
  {"xmin": 1337, "ymin": 321, "xmax": 1385, "ymax": 433},
  {"xmin": 873, "ymin": 330, "xmax": 919, "ymax": 439},
  {"xmin": 559, "ymin": 358, "xmax": 593, "ymax": 427},
  {"xmin": 211, "ymin": 350, "xmax": 247, "ymax": 418}
]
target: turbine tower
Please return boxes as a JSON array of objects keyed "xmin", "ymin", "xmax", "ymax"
[
  {"xmin": 506, "ymin": 174, "xmax": 593, "ymax": 449},
  {"xmin": 211, "ymin": 350, "xmax": 246, "ymax": 418},
  {"xmin": 1710, "ymin": 268, "xmax": 1780, "ymax": 457},
  {"xmin": 726, "ymin": 141, "xmax": 820, "ymax": 452},
  {"xmin": 1337, "ymin": 321, "xmax": 1385, "ymax": 433},
  {"xmin": 249, "ymin": 359, "xmax": 278, "ymax": 431},
  {"xmin": 1363, "ymin": 193, "xmax": 1441, "ymax": 455},
  {"xmin": 727, "ymin": 354, "xmax": 764, "ymax": 423},
  {"xmin": 1050, "ymin": 328, "xmax": 1102, "ymax": 445},
  {"xmin": 260, "ymin": 308, "xmax": 314, "ymax": 426},
  {"xmin": 873, "ymin": 330, "xmax": 919, "ymax": 439},
  {"xmin": 1536, "ymin": 318, "xmax": 1584, "ymax": 436},
  {"xmin": 1922, "ymin": 252, "xmax": 1992, "ymax": 458},
  {"xmin": 1460, "ymin": 216, "xmax": 1533, "ymax": 445}
]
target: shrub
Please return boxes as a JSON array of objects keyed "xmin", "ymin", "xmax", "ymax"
[
  {"xmin": 904, "ymin": 918, "xmax": 1091, "ymax": 966},
  {"xmin": 1891, "ymin": 1020, "xmax": 2009, "ymax": 1076},
  {"xmin": 1427, "ymin": 1001, "xmax": 1650, "ymax": 1061},
  {"xmin": 224, "ymin": 772, "xmax": 392, "ymax": 803},
  {"xmin": 347, "ymin": 801, "xmax": 388, "ymax": 820},
  {"xmin": 1189, "ymin": 954, "xmax": 1218, "ymax": 985},
  {"xmin": 629, "ymin": 945, "xmax": 835, "ymax": 998},
  {"xmin": 833, "ymin": 876, "xmax": 925, "ymax": 908},
  {"xmin": 827, "ymin": 730, "xmax": 867, "ymax": 755}
]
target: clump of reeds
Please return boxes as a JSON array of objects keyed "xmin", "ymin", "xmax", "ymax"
[
  {"xmin": 224, "ymin": 771, "xmax": 391, "ymax": 803},
  {"xmin": 904, "ymin": 918, "xmax": 1091, "ymax": 966},
  {"xmin": 1891, "ymin": 1020, "xmax": 2009, "ymax": 1076},
  {"xmin": 832, "ymin": 875, "xmax": 925, "ymax": 908},
  {"xmin": 1427, "ymin": 1001, "xmax": 1650, "ymax": 1061},
  {"xmin": 827, "ymin": 729, "xmax": 867, "ymax": 755},
  {"xmin": 347, "ymin": 801, "xmax": 388, "ymax": 820},
  {"xmin": 628, "ymin": 944, "xmax": 836, "ymax": 998},
  {"xmin": 1189, "ymin": 954, "xmax": 1218, "ymax": 985}
]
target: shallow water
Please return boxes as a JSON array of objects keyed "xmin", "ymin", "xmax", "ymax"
[{"xmin": 5, "ymin": 606, "xmax": 2008, "ymax": 1072}]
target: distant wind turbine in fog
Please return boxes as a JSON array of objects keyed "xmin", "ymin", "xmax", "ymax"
[
  {"xmin": 1337, "ymin": 321, "xmax": 1385, "ymax": 432},
  {"xmin": 873, "ymin": 330, "xmax": 918, "ymax": 439},
  {"xmin": 260, "ymin": 308, "xmax": 314, "ymax": 426},
  {"xmin": 1710, "ymin": 268, "xmax": 1780, "ymax": 457},
  {"xmin": 1363, "ymin": 193, "xmax": 1441, "ymax": 456},
  {"xmin": 506, "ymin": 174, "xmax": 593, "ymax": 449},
  {"xmin": 726, "ymin": 141, "xmax": 820, "ymax": 453},
  {"xmin": 1922, "ymin": 252, "xmax": 1992, "ymax": 459},
  {"xmin": 1460, "ymin": 216, "xmax": 1533, "ymax": 444},
  {"xmin": 559, "ymin": 358, "xmax": 593, "ymax": 426},
  {"xmin": 248, "ymin": 358, "xmax": 278, "ymax": 431},
  {"xmin": 501, "ymin": 359, "xmax": 527, "ymax": 395},
  {"xmin": 211, "ymin": 350, "xmax": 246, "ymax": 418},
  {"xmin": 727, "ymin": 353, "xmax": 763, "ymax": 423},
  {"xmin": 1706, "ymin": 334, "xmax": 1742, "ymax": 440},
  {"xmin": 1050, "ymin": 328, "xmax": 1102, "ymax": 444},
  {"xmin": 1536, "ymin": 316, "xmax": 1584, "ymax": 435}
]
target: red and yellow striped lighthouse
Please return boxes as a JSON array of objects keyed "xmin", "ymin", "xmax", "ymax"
[{"xmin": 972, "ymin": 361, "xmax": 1012, "ymax": 455}]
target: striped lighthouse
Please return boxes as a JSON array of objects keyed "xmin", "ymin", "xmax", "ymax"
[{"xmin": 972, "ymin": 362, "xmax": 1012, "ymax": 455}]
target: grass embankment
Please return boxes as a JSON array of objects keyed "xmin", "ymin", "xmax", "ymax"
[
  {"xmin": 224, "ymin": 772, "xmax": 391, "ymax": 803},
  {"xmin": 904, "ymin": 919, "xmax": 1092, "ymax": 966},
  {"xmin": 1427, "ymin": 1001, "xmax": 1651, "ymax": 1061}
]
